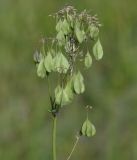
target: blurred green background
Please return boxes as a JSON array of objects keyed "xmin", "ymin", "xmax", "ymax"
[{"xmin": 0, "ymin": 0, "xmax": 137, "ymax": 160}]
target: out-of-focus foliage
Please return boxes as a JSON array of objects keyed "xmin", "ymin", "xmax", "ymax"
[{"xmin": 0, "ymin": 0, "xmax": 137, "ymax": 160}]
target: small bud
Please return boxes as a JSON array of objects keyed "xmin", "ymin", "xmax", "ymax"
[{"xmin": 33, "ymin": 50, "xmax": 43, "ymax": 64}]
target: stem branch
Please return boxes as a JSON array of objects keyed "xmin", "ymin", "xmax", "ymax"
[
  {"xmin": 53, "ymin": 116, "xmax": 57, "ymax": 160},
  {"xmin": 47, "ymin": 75, "xmax": 52, "ymax": 102},
  {"xmin": 66, "ymin": 135, "xmax": 80, "ymax": 160}
]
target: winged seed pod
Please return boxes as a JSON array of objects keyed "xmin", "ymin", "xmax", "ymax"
[
  {"xmin": 37, "ymin": 58, "xmax": 46, "ymax": 78},
  {"xmin": 75, "ymin": 26, "xmax": 86, "ymax": 43},
  {"xmin": 64, "ymin": 79, "xmax": 74, "ymax": 101},
  {"xmin": 73, "ymin": 71, "xmax": 85, "ymax": 94},
  {"xmin": 55, "ymin": 85, "xmax": 70, "ymax": 106},
  {"xmin": 56, "ymin": 19, "xmax": 63, "ymax": 32},
  {"xmin": 56, "ymin": 31, "xmax": 66, "ymax": 46},
  {"xmin": 81, "ymin": 119, "xmax": 96, "ymax": 137},
  {"xmin": 88, "ymin": 24, "xmax": 99, "ymax": 39},
  {"xmin": 67, "ymin": 14, "xmax": 74, "ymax": 28},
  {"xmin": 44, "ymin": 51, "xmax": 54, "ymax": 72},
  {"xmin": 53, "ymin": 52, "xmax": 69, "ymax": 73},
  {"xmin": 62, "ymin": 19, "xmax": 70, "ymax": 35},
  {"xmin": 56, "ymin": 18, "xmax": 70, "ymax": 35},
  {"xmin": 84, "ymin": 51, "xmax": 92, "ymax": 68},
  {"xmin": 93, "ymin": 39, "xmax": 103, "ymax": 60}
]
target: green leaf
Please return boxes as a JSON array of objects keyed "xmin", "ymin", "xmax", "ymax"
[
  {"xmin": 93, "ymin": 39, "xmax": 103, "ymax": 60},
  {"xmin": 56, "ymin": 19, "xmax": 70, "ymax": 35},
  {"xmin": 56, "ymin": 31, "xmax": 65, "ymax": 46},
  {"xmin": 64, "ymin": 79, "xmax": 74, "ymax": 101},
  {"xmin": 81, "ymin": 119, "xmax": 88, "ymax": 136},
  {"xmin": 53, "ymin": 52, "xmax": 69, "ymax": 73},
  {"xmin": 81, "ymin": 119, "xmax": 96, "ymax": 137},
  {"xmin": 67, "ymin": 15, "xmax": 74, "ymax": 28},
  {"xmin": 52, "ymin": 53, "xmax": 60, "ymax": 72},
  {"xmin": 55, "ymin": 85, "xmax": 62, "ymax": 105},
  {"xmin": 75, "ymin": 21, "xmax": 86, "ymax": 43},
  {"xmin": 56, "ymin": 19, "xmax": 63, "ymax": 32},
  {"xmin": 73, "ymin": 71, "xmax": 85, "ymax": 94},
  {"xmin": 37, "ymin": 59, "xmax": 46, "ymax": 78},
  {"xmin": 55, "ymin": 85, "xmax": 70, "ymax": 106},
  {"xmin": 59, "ymin": 53, "xmax": 69, "ymax": 73},
  {"xmin": 84, "ymin": 51, "xmax": 92, "ymax": 68},
  {"xmin": 44, "ymin": 52, "xmax": 53, "ymax": 72},
  {"xmin": 50, "ymin": 49, "xmax": 56, "ymax": 57},
  {"xmin": 75, "ymin": 28, "xmax": 85, "ymax": 43},
  {"xmin": 89, "ymin": 24, "xmax": 99, "ymax": 39},
  {"xmin": 55, "ymin": 79, "xmax": 74, "ymax": 106},
  {"xmin": 91, "ymin": 123, "xmax": 96, "ymax": 136},
  {"xmin": 62, "ymin": 19, "xmax": 70, "ymax": 35}
]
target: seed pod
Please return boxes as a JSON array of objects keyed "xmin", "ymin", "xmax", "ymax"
[
  {"xmin": 67, "ymin": 14, "xmax": 74, "ymax": 28},
  {"xmin": 56, "ymin": 31, "xmax": 66, "ymax": 46},
  {"xmin": 84, "ymin": 51, "xmax": 92, "ymax": 68},
  {"xmin": 75, "ymin": 21, "xmax": 86, "ymax": 43},
  {"xmin": 55, "ymin": 85, "xmax": 70, "ymax": 106},
  {"xmin": 89, "ymin": 24, "xmax": 99, "ymax": 39},
  {"xmin": 62, "ymin": 19, "xmax": 70, "ymax": 35},
  {"xmin": 64, "ymin": 79, "xmax": 74, "ymax": 101},
  {"xmin": 93, "ymin": 39, "xmax": 103, "ymax": 60},
  {"xmin": 37, "ymin": 58, "xmax": 46, "ymax": 78},
  {"xmin": 75, "ymin": 28, "xmax": 86, "ymax": 43},
  {"xmin": 73, "ymin": 71, "xmax": 85, "ymax": 94},
  {"xmin": 81, "ymin": 119, "xmax": 96, "ymax": 137},
  {"xmin": 44, "ymin": 51, "xmax": 53, "ymax": 73},
  {"xmin": 53, "ymin": 52, "xmax": 69, "ymax": 73},
  {"xmin": 56, "ymin": 19, "xmax": 63, "ymax": 32}
]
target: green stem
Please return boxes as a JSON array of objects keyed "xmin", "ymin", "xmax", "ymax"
[
  {"xmin": 66, "ymin": 136, "xmax": 80, "ymax": 160},
  {"xmin": 47, "ymin": 75, "xmax": 52, "ymax": 99},
  {"xmin": 53, "ymin": 116, "xmax": 57, "ymax": 160}
]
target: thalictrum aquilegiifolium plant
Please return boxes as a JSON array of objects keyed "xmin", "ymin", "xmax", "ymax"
[{"xmin": 33, "ymin": 5, "xmax": 103, "ymax": 160}]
